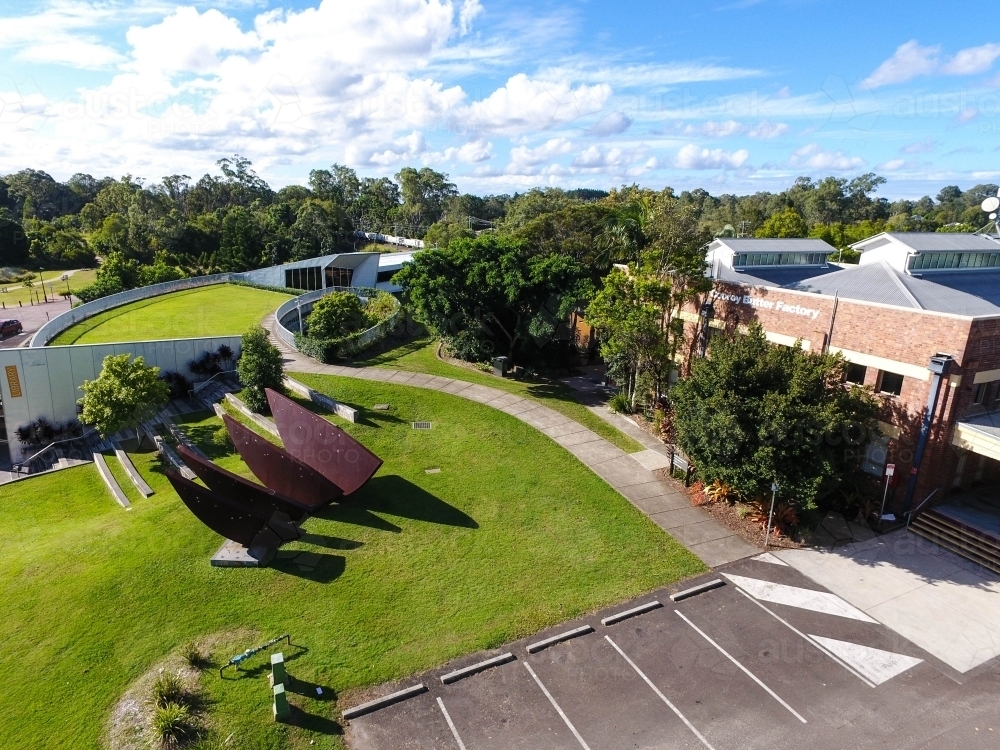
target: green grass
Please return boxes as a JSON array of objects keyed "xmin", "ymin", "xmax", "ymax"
[
  {"xmin": 0, "ymin": 268, "xmax": 97, "ymax": 308},
  {"xmin": 48, "ymin": 284, "xmax": 294, "ymax": 345},
  {"xmin": 0, "ymin": 376, "xmax": 703, "ymax": 749},
  {"xmin": 347, "ymin": 336, "xmax": 645, "ymax": 453}
]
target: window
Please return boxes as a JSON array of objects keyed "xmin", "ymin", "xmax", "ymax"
[
  {"xmin": 878, "ymin": 371, "xmax": 904, "ymax": 397},
  {"xmin": 376, "ymin": 269, "xmax": 398, "ymax": 283},
  {"xmin": 845, "ymin": 363, "xmax": 868, "ymax": 385},
  {"xmin": 862, "ymin": 434, "xmax": 890, "ymax": 477},
  {"xmin": 325, "ymin": 266, "xmax": 353, "ymax": 288},
  {"xmin": 973, "ymin": 382, "xmax": 988, "ymax": 404},
  {"xmin": 733, "ymin": 252, "xmax": 829, "ymax": 268},
  {"xmin": 285, "ymin": 266, "xmax": 323, "ymax": 291},
  {"xmin": 908, "ymin": 251, "xmax": 1000, "ymax": 271}
]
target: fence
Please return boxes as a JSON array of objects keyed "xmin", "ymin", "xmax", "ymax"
[{"xmin": 274, "ymin": 287, "xmax": 401, "ymax": 357}]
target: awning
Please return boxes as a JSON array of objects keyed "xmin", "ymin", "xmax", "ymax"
[{"xmin": 953, "ymin": 413, "xmax": 1000, "ymax": 461}]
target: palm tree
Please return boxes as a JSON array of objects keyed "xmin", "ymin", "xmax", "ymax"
[{"xmin": 596, "ymin": 198, "xmax": 651, "ymax": 267}]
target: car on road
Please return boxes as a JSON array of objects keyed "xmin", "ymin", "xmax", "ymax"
[{"xmin": 0, "ymin": 320, "xmax": 23, "ymax": 338}]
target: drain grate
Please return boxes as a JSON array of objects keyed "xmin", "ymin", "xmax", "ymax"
[{"xmin": 412, "ymin": 421, "xmax": 432, "ymax": 430}]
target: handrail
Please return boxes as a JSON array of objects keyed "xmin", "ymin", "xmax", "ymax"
[
  {"xmin": 189, "ymin": 369, "xmax": 239, "ymax": 398},
  {"xmin": 905, "ymin": 488, "xmax": 939, "ymax": 527},
  {"xmin": 21, "ymin": 427, "xmax": 99, "ymax": 468}
]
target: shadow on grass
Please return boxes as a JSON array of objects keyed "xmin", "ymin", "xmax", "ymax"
[
  {"xmin": 352, "ymin": 475, "xmax": 478, "ymax": 529},
  {"xmin": 314, "ymin": 504, "xmax": 403, "ymax": 533},
  {"xmin": 288, "ymin": 705, "xmax": 343, "ymax": 736},
  {"xmin": 288, "ymin": 392, "xmax": 406, "ymax": 429},
  {"xmin": 299, "ymin": 533, "xmax": 363, "ymax": 550},
  {"xmin": 270, "ymin": 552, "xmax": 346, "ymax": 583},
  {"xmin": 222, "ymin": 642, "xmax": 310, "ymax": 680}
]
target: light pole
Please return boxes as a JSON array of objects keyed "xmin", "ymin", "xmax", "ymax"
[
  {"xmin": 879, "ymin": 463, "xmax": 895, "ymax": 521},
  {"xmin": 764, "ymin": 481, "xmax": 778, "ymax": 548}
]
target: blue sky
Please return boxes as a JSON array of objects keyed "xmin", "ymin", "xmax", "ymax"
[{"xmin": 1, "ymin": 0, "xmax": 998, "ymax": 198}]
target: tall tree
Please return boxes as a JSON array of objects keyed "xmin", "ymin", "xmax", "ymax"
[
  {"xmin": 237, "ymin": 326, "xmax": 285, "ymax": 413},
  {"xmin": 79, "ymin": 354, "xmax": 171, "ymax": 439}
]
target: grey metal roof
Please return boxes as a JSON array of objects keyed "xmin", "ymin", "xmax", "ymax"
[
  {"xmin": 880, "ymin": 233, "xmax": 1000, "ymax": 252},
  {"xmin": 712, "ymin": 264, "xmax": 772, "ymax": 286},
  {"xmin": 713, "ymin": 238, "xmax": 838, "ymax": 253},
  {"xmin": 958, "ymin": 412, "xmax": 1000, "ymax": 441},
  {"xmin": 907, "ymin": 270, "xmax": 1000, "ymax": 309},
  {"xmin": 783, "ymin": 261, "xmax": 1000, "ymax": 316}
]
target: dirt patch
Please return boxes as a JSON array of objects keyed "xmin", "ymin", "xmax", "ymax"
[{"xmin": 106, "ymin": 630, "xmax": 255, "ymax": 750}]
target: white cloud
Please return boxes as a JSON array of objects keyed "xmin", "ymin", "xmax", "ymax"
[
  {"xmin": 878, "ymin": 158, "xmax": 908, "ymax": 171},
  {"xmin": 942, "ymin": 43, "xmax": 1000, "ymax": 75},
  {"xmin": 790, "ymin": 143, "xmax": 865, "ymax": 171},
  {"xmin": 461, "ymin": 74, "xmax": 611, "ymax": 136},
  {"xmin": 863, "ymin": 41, "xmax": 940, "ymax": 89},
  {"xmin": 458, "ymin": 0, "xmax": 483, "ymax": 34},
  {"xmin": 747, "ymin": 120, "xmax": 789, "ymax": 139},
  {"xmin": 572, "ymin": 145, "xmax": 623, "ymax": 169},
  {"xmin": 542, "ymin": 62, "xmax": 762, "ymax": 89},
  {"xmin": 589, "ymin": 111, "xmax": 632, "ymax": 136},
  {"xmin": 508, "ymin": 137, "xmax": 573, "ymax": 169},
  {"xmin": 864, "ymin": 40, "xmax": 1000, "ymax": 89},
  {"xmin": 900, "ymin": 137, "xmax": 937, "ymax": 154},
  {"xmin": 0, "ymin": 1, "xmax": 128, "ymax": 69},
  {"xmin": 674, "ymin": 144, "xmax": 749, "ymax": 170}
]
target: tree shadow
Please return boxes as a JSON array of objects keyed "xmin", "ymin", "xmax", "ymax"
[
  {"xmin": 349, "ymin": 474, "xmax": 478, "ymax": 528},
  {"xmin": 269, "ymin": 552, "xmax": 346, "ymax": 583}
]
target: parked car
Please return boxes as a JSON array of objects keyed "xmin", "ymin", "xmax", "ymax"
[{"xmin": 0, "ymin": 319, "xmax": 23, "ymax": 338}]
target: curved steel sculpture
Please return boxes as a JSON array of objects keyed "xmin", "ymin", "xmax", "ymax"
[
  {"xmin": 176, "ymin": 444, "xmax": 312, "ymax": 522},
  {"xmin": 266, "ymin": 388, "xmax": 382, "ymax": 495},
  {"xmin": 223, "ymin": 414, "xmax": 342, "ymax": 508},
  {"xmin": 166, "ymin": 469, "xmax": 277, "ymax": 548}
]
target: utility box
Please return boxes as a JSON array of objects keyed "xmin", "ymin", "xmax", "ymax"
[
  {"xmin": 270, "ymin": 652, "xmax": 287, "ymax": 686},
  {"xmin": 493, "ymin": 356, "xmax": 509, "ymax": 377},
  {"xmin": 273, "ymin": 683, "xmax": 291, "ymax": 722}
]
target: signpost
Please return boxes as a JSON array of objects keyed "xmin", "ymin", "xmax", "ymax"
[
  {"xmin": 764, "ymin": 482, "xmax": 778, "ymax": 548},
  {"xmin": 880, "ymin": 463, "xmax": 895, "ymax": 520}
]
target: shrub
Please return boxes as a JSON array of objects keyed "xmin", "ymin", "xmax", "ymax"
[
  {"xmin": 237, "ymin": 326, "xmax": 284, "ymax": 413},
  {"xmin": 608, "ymin": 392, "xmax": 632, "ymax": 414},
  {"xmin": 306, "ymin": 291, "xmax": 368, "ymax": 340},
  {"xmin": 151, "ymin": 702, "xmax": 197, "ymax": 747},
  {"xmin": 160, "ymin": 372, "xmax": 192, "ymax": 400},
  {"xmin": 364, "ymin": 291, "xmax": 397, "ymax": 323},
  {"xmin": 703, "ymin": 480, "xmax": 739, "ymax": 505},
  {"xmin": 151, "ymin": 671, "xmax": 188, "ymax": 710},
  {"xmin": 211, "ymin": 425, "xmax": 232, "ymax": 449},
  {"xmin": 181, "ymin": 643, "xmax": 210, "ymax": 671}
]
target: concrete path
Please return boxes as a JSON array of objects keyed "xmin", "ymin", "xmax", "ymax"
[
  {"xmin": 270, "ymin": 333, "xmax": 758, "ymax": 568},
  {"xmin": 776, "ymin": 529, "xmax": 1000, "ymax": 675}
]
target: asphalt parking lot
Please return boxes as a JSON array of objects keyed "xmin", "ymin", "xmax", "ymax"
[{"xmin": 346, "ymin": 554, "xmax": 1000, "ymax": 750}]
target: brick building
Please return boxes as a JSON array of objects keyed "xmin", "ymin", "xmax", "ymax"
[{"xmin": 690, "ymin": 234, "xmax": 1000, "ymax": 526}]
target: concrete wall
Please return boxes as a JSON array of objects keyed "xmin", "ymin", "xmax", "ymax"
[
  {"xmin": 240, "ymin": 253, "xmax": 380, "ymax": 290},
  {"xmin": 1, "ymin": 336, "xmax": 242, "ymax": 463}
]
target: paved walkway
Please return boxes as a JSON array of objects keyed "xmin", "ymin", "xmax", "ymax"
[{"xmin": 267, "ymin": 323, "xmax": 758, "ymax": 568}]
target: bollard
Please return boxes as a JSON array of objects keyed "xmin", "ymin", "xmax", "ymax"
[
  {"xmin": 273, "ymin": 683, "xmax": 291, "ymax": 721},
  {"xmin": 270, "ymin": 652, "xmax": 287, "ymax": 686}
]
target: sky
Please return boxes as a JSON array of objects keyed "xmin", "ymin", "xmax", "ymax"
[{"xmin": 1, "ymin": 0, "xmax": 999, "ymax": 199}]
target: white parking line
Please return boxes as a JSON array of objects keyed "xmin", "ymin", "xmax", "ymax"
[
  {"xmin": 604, "ymin": 635, "xmax": 716, "ymax": 750},
  {"xmin": 523, "ymin": 662, "xmax": 593, "ymax": 750},
  {"xmin": 675, "ymin": 610, "xmax": 807, "ymax": 723},
  {"xmin": 436, "ymin": 697, "xmax": 468, "ymax": 750},
  {"xmin": 733, "ymin": 587, "xmax": 877, "ymax": 688}
]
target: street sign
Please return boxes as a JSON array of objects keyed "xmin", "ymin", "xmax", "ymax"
[{"xmin": 886, "ymin": 464, "xmax": 895, "ymax": 477}]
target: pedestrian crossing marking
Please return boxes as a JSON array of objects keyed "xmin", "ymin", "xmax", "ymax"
[
  {"xmin": 752, "ymin": 552, "xmax": 788, "ymax": 566},
  {"xmin": 723, "ymin": 573, "xmax": 878, "ymax": 623},
  {"xmin": 809, "ymin": 636, "xmax": 923, "ymax": 685}
]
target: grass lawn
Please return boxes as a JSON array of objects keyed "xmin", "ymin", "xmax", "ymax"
[
  {"xmin": 346, "ymin": 336, "xmax": 646, "ymax": 453},
  {"xmin": 0, "ymin": 268, "xmax": 98, "ymax": 308},
  {"xmin": 48, "ymin": 284, "xmax": 294, "ymax": 345},
  {"xmin": 0, "ymin": 376, "xmax": 703, "ymax": 749}
]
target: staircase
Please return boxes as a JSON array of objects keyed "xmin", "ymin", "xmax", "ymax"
[
  {"xmin": 23, "ymin": 429, "xmax": 107, "ymax": 475},
  {"xmin": 909, "ymin": 508, "xmax": 1000, "ymax": 574},
  {"xmin": 191, "ymin": 371, "xmax": 241, "ymax": 410}
]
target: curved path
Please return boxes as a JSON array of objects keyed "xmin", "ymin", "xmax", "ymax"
[{"xmin": 266, "ymin": 317, "xmax": 758, "ymax": 568}]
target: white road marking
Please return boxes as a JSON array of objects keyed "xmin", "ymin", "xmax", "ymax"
[
  {"xmin": 604, "ymin": 635, "xmax": 716, "ymax": 750},
  {"xmin": 522, "ymin": 662, "xmax": 593, "ymax": 750},
  {"xmin": 753, "ymin": 552, "xmax": 788, "ymax": 566},
  {"xmin": 809, "ymin": 636, "xmax": 923, "ymax": 685},
  {"xmin": 723, "ymin": 573, "xmax": 878, "ymax": 623},
  {"xmin": 674, "ymin": 610, "xmax": 807, "ymax": 723},
  {"xmin": 437, "ymin": 697, "xmax": 468, "ymax": 750},
  {"xmin": 733, "ymin": 588, "xmax": 877, "ymax": 688}
]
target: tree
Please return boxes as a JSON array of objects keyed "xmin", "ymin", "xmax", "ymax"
[
  {"xmin": 755, "ymin": 206, "xmax": 809, "ymax": 238},
  {"xmin": 669, "ymin": 323, "xmax": 881, "ymax": 509},
  {"xmin": 237, "ymin": 326, "xmax": 285, "ymax": 413},
  {"xmin": 586, "ymin": 269, "xmax": 673, "ymax": 407},
  {"xmin": 0, "ymin": 214, "xmax": 30, "ymax": 265},
  {"xmin": 395, "ymin": 167, "xmax": 457, "ymax": 234},
  {"xmin": 305, "ymin": 292, "xmax": 368, "ymax": 340},
  {"xmin": 79, "ymin": 354, "xmax": 170, "ymax": 439},
  {"xmin": 309, "ymin": 164, "xmax": 361, "ymax": 207},
  {"xmin": 218, "ymin": 206, "xmax": 265, "ymax": 271},
  {"xmin": 395, "ymin": 235, "xmax": 592, "ymax": 363},
  {"xmin": 424, "ymin": 220, "xmax": 474, "ymax": 249},
  {"xmin": 75, "ymin": 252, "xmax": 142, "ymax": 302}
]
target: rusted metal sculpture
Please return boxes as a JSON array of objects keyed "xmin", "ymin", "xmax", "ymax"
[
  {"xmin": 223, "ymin": 415, "xmax": 342, "ymax": 508},
  {"xmin": 166, "ymin": 469, "xmax": 303, "ymax": 549},
  {"xmin": 176, "ymin": 444, "xmax": 312, "ymax": 522},
  {"xmin": 266, "ymin": 388, "xmax": 383, "ymax": 495}
]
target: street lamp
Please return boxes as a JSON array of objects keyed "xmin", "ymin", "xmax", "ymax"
[{"xmin": 764, "ymin": 482, "xmax": 779, "ymax": 548}]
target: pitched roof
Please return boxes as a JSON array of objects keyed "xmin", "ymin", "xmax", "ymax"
[
  {"xmin": 712, "ymin": 238, "xmax": 837, "ymax": 254},
  {"xmin": 859, "ymin": 233, "xmax": 1000, "ymax": 252},
  {"xmin": 784, "ymin": 261, "xmax": 1000, "ymax": 316}
]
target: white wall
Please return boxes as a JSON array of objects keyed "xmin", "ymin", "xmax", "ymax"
[{"xmin": 1, "ymin": 336, "xmax": 242, "ymax": 463}]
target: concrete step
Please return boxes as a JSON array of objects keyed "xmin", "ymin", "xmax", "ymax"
[
  {"xmin": 909, "ymin": 519, "xmax": 1000, "ymax": 575},
  {"xmin": 918, "ymin": 510, "xmax": 1000, "ymax": 558}
]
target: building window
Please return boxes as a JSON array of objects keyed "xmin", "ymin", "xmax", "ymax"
[
  {"xmin": 326, "ymin": 266, "xmax": 353, "ymax": 288},
  {"xmin": 908, "ymin": 251, "xmax": 1000, "ymax": 271},
  {"xmin": 845, "ymin": 363, "xmax": 867, "ymax": 385},
  {"xmin": 376, "ymin": 269, "xmax": 398, "ymax": 284},
  {"xmin": 733, "ymin": 252, "xmax": 829, "ymax": 268},
  {"xmin": 285, "ymin": 266, "xmax": 323, "ymax": 291},
  {"xmin": 878, "ymin": 371, "xmax": 904, "ymax": 397},
  {"xmin": 862, "ymin": 434, "xmax": 890, "ymax": 477},
  {"xmin": 973, "ymin": 382, "xmax": 988, "ymax": 404}
]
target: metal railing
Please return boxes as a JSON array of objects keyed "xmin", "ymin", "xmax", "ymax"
[
  {"xmin": 19, "ymin": 427, "xmax": 100, "ymax": 474},
  {"xmin": 905, "ymin": 488, "xmax": 940, "ymax": 528},
  {"xmin": 189, "ymin": 369, "xmax": 240, "ymax": 398}
]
